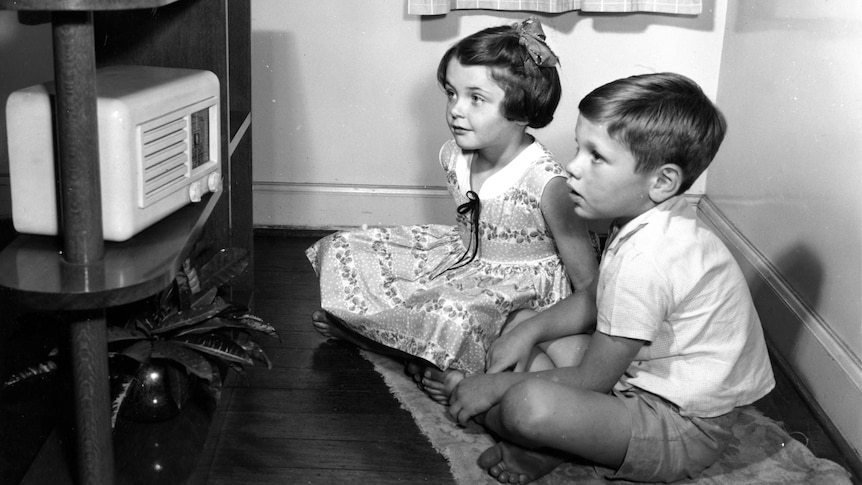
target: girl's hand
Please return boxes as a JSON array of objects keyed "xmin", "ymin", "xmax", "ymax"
[{"xmin": 485, "ymin": 329, "xmax": 534, "ymax": 373}]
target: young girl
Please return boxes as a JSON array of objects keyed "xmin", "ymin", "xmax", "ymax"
[{"xmin": 307, "ymin": 18, "xmax": 597, "ymax": 402}]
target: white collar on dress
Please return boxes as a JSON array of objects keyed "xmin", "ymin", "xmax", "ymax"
[{"xmin": 454, "ymin": 142, "xmax": 544, "ymax": 199}]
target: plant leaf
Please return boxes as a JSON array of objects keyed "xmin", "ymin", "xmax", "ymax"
[
  {"xmin": 162, "ymin": 362, "xmax": 192, "ymax": 410},
  {"xmin": 175, "ymin": 333, "xmax": 253, "ymax": 367},
  {"xmin": 110, "ymin": 374, "xmax": 134, "ymax": 428},
  {"xmin": 198, "ymin": 248, "xmax": 249, "ymax": 290},
  {"xmin": 151, "ymin": 341, "xmax": 214, "ymax": 382},
  {"xmin": 172, "ymin": 316, "xmax": 249, "ymax": 337},
  {"xmin": 240, "ymin": 340, "xmax": 273, "ymax": 369},
  {"xmin": 107, "ymin": 326, "xmax": 148, "ymax": 343},
  {"xmin": 2, "ymin": 360, "xmax": 58, "ymax": 389},
  {"xmin": 132, "ymin": 314, "xmax": 157, "ymax": 335},
  {"xmin": 153, "ymin": 298, "xmax": 232, "ymax": 335},
  {"xmin": 190, "ymin": 286, "xmax": 218, "ymax": 310},
  {"xmin": 217, "ymin": 310, "xmax": 281, "ymax": 341},
  {"xmin": 121, "ymin": 340, "xmax": 154, "ymax": 363}
]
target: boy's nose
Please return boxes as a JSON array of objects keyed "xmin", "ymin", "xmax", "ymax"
[{"xmin": 566, "ymin": 157, "xmax": 582, "ymax": 178}]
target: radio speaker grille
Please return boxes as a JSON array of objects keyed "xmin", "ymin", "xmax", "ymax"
[{"xmin": 141, "ymin": 114, "xmax": 191, "ymax": 206}]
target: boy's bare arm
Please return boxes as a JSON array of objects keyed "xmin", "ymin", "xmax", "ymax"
[
  {"xmin": 540, "ymin": 331, "xmax": 643, "ymax": 392},
  {"xmin": 451, "ymin": 331, "xmax": 643, "ymax": 424}
]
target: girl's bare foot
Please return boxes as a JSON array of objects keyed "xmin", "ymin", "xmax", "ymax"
[
  {"xmin": 309, "ymin": 310, "xmax": 380, "ymax": 354},
  {"xmin": 311, "ymin": 309, "xmax": 337, "ymax": 339},
  {"xmin": 404, "ymin": 362, "xmax": 466, "ymax": 405},
  {"xmin": 478, "ymin": 441, "xmax": 566, "ymax": 485}
]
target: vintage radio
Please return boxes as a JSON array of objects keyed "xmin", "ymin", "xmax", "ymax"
[{"xmin": 6, "ymin": 65, "xmax": 221, "ymax": 241}]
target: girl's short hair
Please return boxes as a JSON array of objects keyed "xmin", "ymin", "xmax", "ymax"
[
  {"xmin": 437, "ymin": 25, "xmax": 562, "ymax": 129},
  {"xmin": 579, "ymin": 72, "xmax": 727, "ymax": 194}
]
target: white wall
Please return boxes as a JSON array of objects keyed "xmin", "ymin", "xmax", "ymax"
[
  {"xmin": 250, "ymin": 0, "xmax": 727, "ymax": 229},
  {"xmin": 709, "ymin": 0, "xmax": 862, "ymax": 461},
  {"xmin": 0, "ymin": 13, "xmax": 53, "ymax": 218}
]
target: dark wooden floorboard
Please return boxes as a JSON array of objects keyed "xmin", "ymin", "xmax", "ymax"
[
  {"xmin": 191, "ymin": 232, "xmax": 456, "ymax": 484},
  {"xmin": 1, "ymin": 228, "xmax": 857, "ymax": 484}
]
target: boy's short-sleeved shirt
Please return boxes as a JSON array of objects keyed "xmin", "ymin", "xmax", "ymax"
[{"xmin": 597, "ymin": 196, "xmax": 775, "ymax": 418}]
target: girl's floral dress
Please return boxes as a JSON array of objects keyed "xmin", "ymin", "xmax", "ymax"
[{"xmin": 306, "ymin": 139, "xmax": 572, "ymax": 373}]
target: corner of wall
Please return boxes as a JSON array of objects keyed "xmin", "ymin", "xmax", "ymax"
[{"xmin": 696, "ymin": 194, "xmax": 862, "ymax": 476}]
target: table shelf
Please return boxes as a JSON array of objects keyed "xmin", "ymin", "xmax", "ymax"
[{"xmin": 0, "ymin": 191, "xmax": 219, "ymax": 311}]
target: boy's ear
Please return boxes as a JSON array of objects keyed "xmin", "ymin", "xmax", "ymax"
[{"xmin": 649, "ymin": 164, "xmax": 683, "ymax": 203}]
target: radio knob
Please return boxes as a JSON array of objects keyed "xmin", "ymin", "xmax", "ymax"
[
  {"xmin": 189, "ymin": 181, "xmax": 203, "ymax": 202},
  {"xmin": 207, "ymin": 172, "xmax": 221, "ymax": 192}
]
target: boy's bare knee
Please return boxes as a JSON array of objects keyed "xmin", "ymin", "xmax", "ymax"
[{"xmin": 499, "ymin": 379, "xmax": 557, "ymax": 439}]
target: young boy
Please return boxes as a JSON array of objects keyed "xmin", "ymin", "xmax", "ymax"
[{"xmin": 445, "ymin": 72, "xmax": 776, "ymax": 484}]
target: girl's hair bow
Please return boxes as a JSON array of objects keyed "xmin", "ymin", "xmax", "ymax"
[{"xmin": 516, "ymin": 17, "xmax": 559, "ymax": 68}]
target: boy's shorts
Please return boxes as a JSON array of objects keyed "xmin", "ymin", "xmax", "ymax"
[{"xmin": 596, "ymin": 388, "xmax": 739, "ymax": 483}]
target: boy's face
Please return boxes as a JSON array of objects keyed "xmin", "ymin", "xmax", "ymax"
[
  {"xmin": 443, "ymin": 59, "xmax": 524, "ymax": 154},
  {"xmin": 566, "ymin": 115, "xmax": 657, "ymax": 226}
]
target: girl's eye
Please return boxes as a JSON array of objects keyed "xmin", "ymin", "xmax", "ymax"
[{"xmin": 471, "ymin": 95, "xmax": 484, "ymax": 104}]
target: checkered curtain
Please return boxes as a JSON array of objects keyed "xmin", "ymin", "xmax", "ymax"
[{"xmin": 408, "ymin": 0, "xmax": 702, "ymax": 15}]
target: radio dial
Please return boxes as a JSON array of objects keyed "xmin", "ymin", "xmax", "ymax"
[
  {"xmin": 207, "ymin": 173, "xmax": 221, "ymax": 192},
  {"xmin": 189, "ymin": 181, "xmax": 203, "ymax": 203}
]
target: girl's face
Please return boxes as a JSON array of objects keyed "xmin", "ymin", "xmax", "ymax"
[
  {"xmin": 443, "ymin": 59, "xmax": 525, "ymax": 154},
  {"xmin": 565, "ymin": 115, "xmax": 656, "ymax": 226}
]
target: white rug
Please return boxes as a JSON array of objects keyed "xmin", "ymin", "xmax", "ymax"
[{"xmin": 361, "ymin": 351, "xmax": 853, "ymax": 485}]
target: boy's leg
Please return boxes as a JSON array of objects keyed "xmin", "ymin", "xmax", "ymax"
[{"xmin": 478, "ymin": 378, "xmax": 631, "ymax": 484}]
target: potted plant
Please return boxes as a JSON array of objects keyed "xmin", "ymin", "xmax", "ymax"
[
  {"xmin": 1, "ymin": 247, "xmax": 280, "ymax": 427},
  {"xmin": 106, "ymin": 247, "xmax": 280, "ymax": 424}
]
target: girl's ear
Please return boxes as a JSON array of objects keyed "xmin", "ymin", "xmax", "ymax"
[{"xmin": 648, "ymin": 164, "xmax": 683, "ymax": 203}]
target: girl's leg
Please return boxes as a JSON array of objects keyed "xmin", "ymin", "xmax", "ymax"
[
  {"xmin": 312, "ymin": 309, "xmax": 421, "ymax": 363},
  {"xmin": 531, "ymin": 334, "xmax": 591, "ymax": 370},
  {"xmin": 417, "ymin": 308, "xmax": 535, "ymax": 405},
  {"xmin": 478, "ymin": 378, "xmax": 631, "ymax": 484}
]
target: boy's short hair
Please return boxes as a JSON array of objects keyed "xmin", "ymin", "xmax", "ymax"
[
  {"xmin": 437, "ymin": 25, "xmax": 562, "ymax": 129},
  {"xmin": 578, "ymin": 72, "xmax": 726, "ymax": 193}
]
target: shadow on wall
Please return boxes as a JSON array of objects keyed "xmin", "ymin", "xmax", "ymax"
[
  {"xmin": 252, "ymin": 30, "xmax": 308, "ymax": 184},
  {"xmin": 749, "ymin": 243, "xmax": 824, "ymax": 365}
]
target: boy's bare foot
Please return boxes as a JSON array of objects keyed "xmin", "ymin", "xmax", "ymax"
[{"xmin": 478, "ymin": 441, "xmax": 566, "ymax": 485}]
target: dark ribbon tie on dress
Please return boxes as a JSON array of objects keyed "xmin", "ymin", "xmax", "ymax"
[{"xmin": 435, "ymin": 190, "xmax": 481, "ymax": 278}]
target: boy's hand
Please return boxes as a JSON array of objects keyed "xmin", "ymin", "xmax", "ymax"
[{"xmin": 447, "ymin": 372, "xmax": 520, "ymax": 426}]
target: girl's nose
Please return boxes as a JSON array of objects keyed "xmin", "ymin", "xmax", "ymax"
[{"xmin": 449, "ymin": 99, "xmax": 464, "ymax": 118}]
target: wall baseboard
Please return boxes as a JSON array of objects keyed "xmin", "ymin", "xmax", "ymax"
[{"xmin": 696, "ymin": 195, "xmax": 862, "ymax": 475}]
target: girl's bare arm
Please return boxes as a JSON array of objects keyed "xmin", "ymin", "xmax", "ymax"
[{"xmin": 485, "ymin": 177, "xmax": 598, "ymax": 373}]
